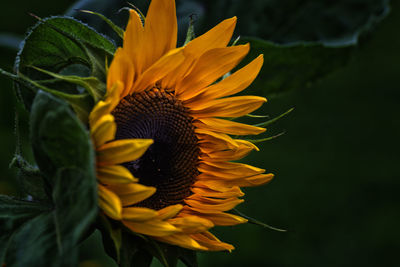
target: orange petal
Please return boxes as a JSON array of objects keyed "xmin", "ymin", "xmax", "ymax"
[
  {"xmin": 188, "ymin": 54, "xmax": 264, "ymax": 103},
  {"xmin": 194, "ymin": 117, "xmax": 265, "ymax": 136},
  {"xmin": 155, "ymin": 234, "xmax": 207, "ymax": 250},
  {"xmin": 107, "ymin": 48, "xmax": 134, "ymax": 97},
  {"xmin": 131, "ymin": 48, "xmax": 184, "ymax": 94},
  {"xmin": 122, "ymin": 207, "xmax": 158, "ymax": 222},
  {"xmin": 185, "ymin": 197, "xmax": 243, "ymax": 212},
  {"xmin": 123, "ymin": 9, "xmax": 144, "ymax": 75},
  {"xmin": 157, "ymin": 204, "xmax": 183, "ymax": 220},
  {"xmin": 168, "ymin": 215, "xmax": 214, "ymax": 234},
  {"xmin": 141, "ymin": 0, "xmax": 177, "ymax": 70},
  {"xmin": 177, "ymin": 44, "xmax": 250, "ymax": 98},
  {"xmin": 189, "ymin": 95, "xmax": 267, "ymax": 118},
  {"xmin": 185, "ymin": 17, "xmax": 237, "ymax": 55},
  {"xmin": 190, "ymin": 231, "xmax": 234, "ymax": 251}
]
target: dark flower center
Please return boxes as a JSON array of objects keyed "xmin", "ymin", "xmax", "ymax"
[{"xmin": 111, "ymin": 88, "xmax": 200, "ymax": 210}]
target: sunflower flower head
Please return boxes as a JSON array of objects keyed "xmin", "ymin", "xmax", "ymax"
[{"xmin": 90, "ymin": 0, "xmax": 273, "ymax": 251}]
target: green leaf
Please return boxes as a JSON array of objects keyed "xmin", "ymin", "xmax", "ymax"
[
  {"xmin": 15, "ymin": 16, "xmax": 115, "ymax": 116},
  {"xmin": 239, "ymin": 38, "xmax": 354, "ymax": 97},
  {"xmin": 29, "ymin": 91, "xmax": 94, "ymax": 184}
]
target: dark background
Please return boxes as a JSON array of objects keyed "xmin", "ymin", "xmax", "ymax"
[{"xmin": 1, "ymin": 0, "xmax": 399, "ymax": 266}]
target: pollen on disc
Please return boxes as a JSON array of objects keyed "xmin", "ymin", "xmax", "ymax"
[{"xmin": 111, "ymin": 88, "xmax": 200, "ymax": 210}]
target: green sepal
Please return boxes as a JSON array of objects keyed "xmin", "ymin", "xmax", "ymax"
[
  {"xmin": 232, "ymin": 209, "xmax": 287, "ymax": 232},
  {"xmin": 30, "ymin": 65, "xmax": 106, "ymax": 103},
  {"xmin": 244, "ymin": 132, "xmax": 285, "ymax": 144},
  {"xmin": 184, "ymin": 15, "xmax": 196, "ymax": 46},
  {"xmin": 79, "ymin": 10, "xmax": 124, "ymax": 39},
  {"xmin": 253, "ymin": 108, "xmax": 294, "ymax": 128},
  {"xmin": 0, "ymin": 68, "xmax": 93, "ymax": 123}
]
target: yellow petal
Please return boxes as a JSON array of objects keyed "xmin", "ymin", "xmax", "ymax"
[
  {"xmin": 188, "ymin": 55, "xmax": 264, "ymax": 102},
  {"xmin": 201, "ymin": 212, "xmax": 247, "ymax": 226},
  {"xmin": 193, "ymin": 173, "xmax": 274, "ymax": 188},
  {"xmin": 97, "ymin": 165, "xmax": 138, "ymax": 184},
  {"xmin": 198, "ymin": 162, "xmax": 265, "ymax": 179},
  {"xmin": 237, "ymin": 173, "xmax": 274, "ymax": 187},
  {"xmin": 107, "ymin": 48, "xmax": 135, "ymax": 98},
  {"xmin": 190, "ymin": 231, "xmax": 234, "ymax": 251},
  {"xmin": 130, "ymin": 48, "xmax": 184, "ymax": 94},
  {"xmin": 91, "ymin": 114, "xmax": 116, "ymax": 147},
  {"xmin": 98, "ymin": 184, "xmax": 122, "ymax": 220},
  {"xmin": 142, "ymin": 0, "xmax": 177, "ymax": 70},
  {"xmin": 177, "ymin": 44, "xmax": 250, "ymax": 98},
  {"xmin": 168, "ymin": 216, "xmax": 214, "ymax": 234},
  {"xmin": 107, "ymin": 183, "xmax": 156, "ymax": 206},
  {"xmin": 156, "ymin": 234, "xmax": 207, "ymax": 250},
  {"xmin": 97, "ymin": 139, "xmax": 153, "ymax": 165},
  {"xmin": 194, "ymin": 117, "xmax": 265, "ymax": 136},
  {"xmin": 199, "ymin": 140, "xmax": 256, "ymax": 162},
  {"xmin": 157, "ymin": 204, "xmax": 183, "ymax": 220},
  {"xmin": 189, "ymin": 95, "xmax": 267, "ymax": 118},
  {"xmin": 123, "ymin": 219, "xmax": 181, "ymax": 237},
  {"xmin": 89, "ymin": 81, "xmax": 123, "ymax": 127},
  {"xmin": 123, "ymin": 9, "xmax": 144, "ymax": 75},
  {"xmin": 122, "ymin": 207, "xmax": 158, "ymax": 222}
]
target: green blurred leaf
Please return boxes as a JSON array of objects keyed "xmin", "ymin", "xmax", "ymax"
[
  {"xmin": 0, "ymin": 195, "xmax": 50, "ymax": 264},
  {"xmin": 144, "ymin": 240, "xmax": 198, "ymax": 267},
  {"xmin": 15, "ymin": 16, "xmax": 115, "ymax": 114},
  {"xmin": 0, "ymin": 92, "xmax": 98, "ymax": 266},
  {"xmin": 0, "ymin": 33, "xmax": 22, "ymax": 50},
  {"xmin": 97, "ymin": 214, "xmax": 122, "ymax": 263},
  {"xmin": 199, "ymin": 0, "xmax": 390, "ymax": 45},
  {"xmin": 10, "ymin": 154, "xmax": 49, "ymax": 201},
  {"xmin": 239, "ymin": 37, "xmax": 354, "ymax": 97},
  {"xmin": 119, "ymin": 233, "xmax": 153, "ymax": 267}
]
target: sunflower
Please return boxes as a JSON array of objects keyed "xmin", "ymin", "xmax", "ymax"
[{"xmin": 89, "ymin": 0, "xmax": 274, "ymax": 251}]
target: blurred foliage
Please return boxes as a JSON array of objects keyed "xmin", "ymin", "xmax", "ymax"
[
  {"xmin": 1, "ymin": 92, "xmax": 97, "ymax": 266},
  {"xmin": 0, "ymin": 0, "xmax": 398, "ymax": 266}
]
